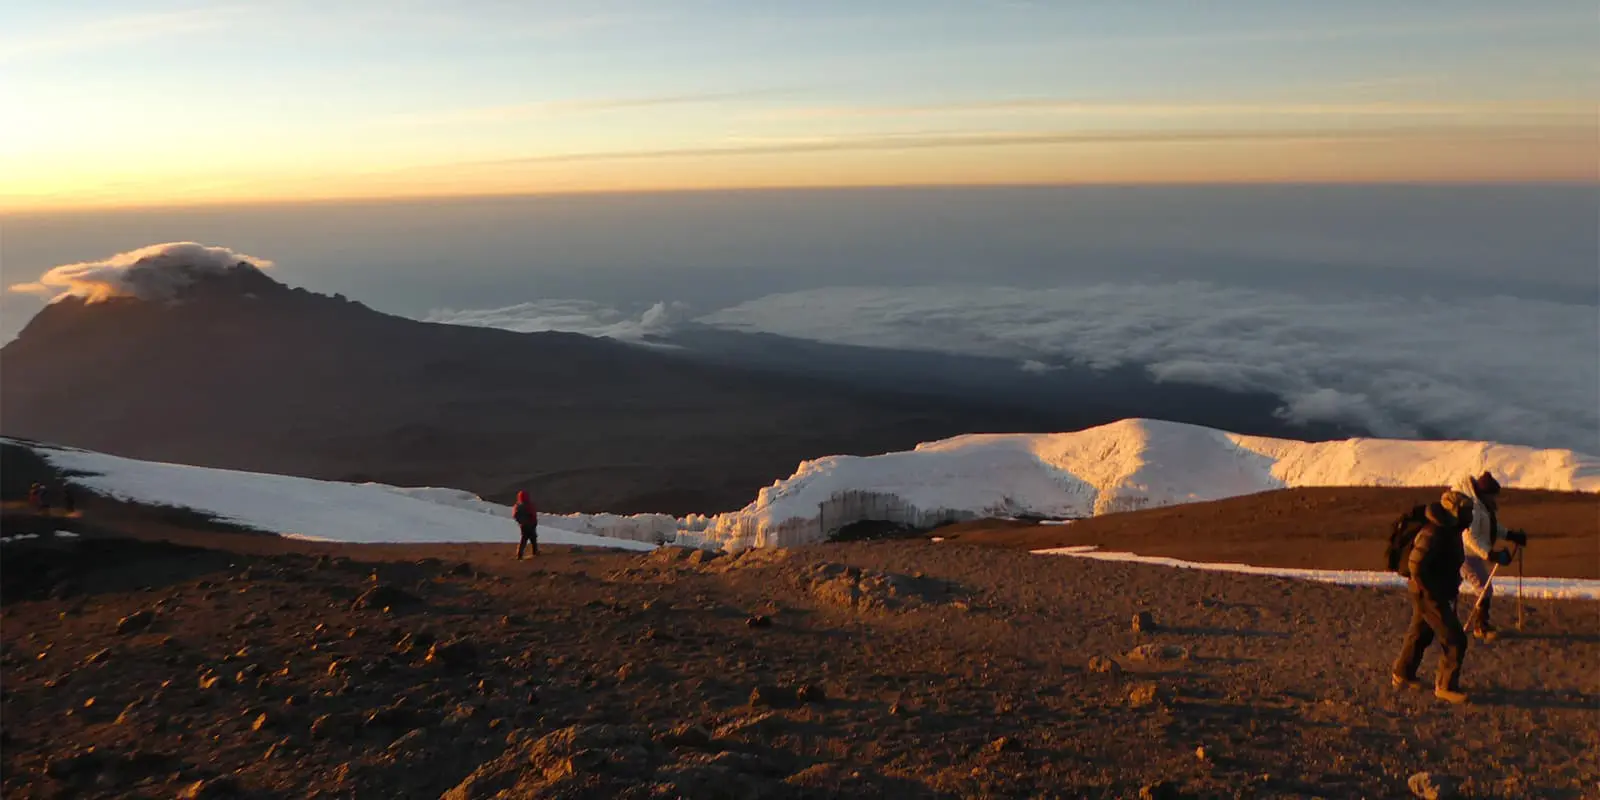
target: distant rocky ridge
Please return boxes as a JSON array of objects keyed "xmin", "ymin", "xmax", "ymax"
[{"xmin": 1, "ymin": 250, "xmax": 1351, "ymax": 514}]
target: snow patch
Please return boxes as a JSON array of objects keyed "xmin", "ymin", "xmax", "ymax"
[
  {"xmin": 18, "ymin": 440, "xmax": 654, "ymax": 551},
  {"xmin": 1033, "ymin": 545, "xmax": 1600, "ymax": 601}
]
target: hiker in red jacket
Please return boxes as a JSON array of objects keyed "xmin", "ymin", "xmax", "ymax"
[
  {"xmin": 29, "ymin": 483, "xmax": 50, "ymax": 515},
  {"xmin": 513, "ymin": 491, "xmax": 539, "ymax": 559}
]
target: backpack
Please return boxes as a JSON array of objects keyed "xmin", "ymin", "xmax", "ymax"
[{"xmin": 1385, "ymin": 504, "xmax": 1429, "ymax": 577}]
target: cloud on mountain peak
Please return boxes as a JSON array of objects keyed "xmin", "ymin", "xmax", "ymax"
[{"xmin": 8, "ymin": 242, "xmax": 274, "ymax": 303}]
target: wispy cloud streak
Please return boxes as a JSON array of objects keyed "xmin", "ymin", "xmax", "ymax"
[
  {"xmin": 424, "ymin": 124, "xmax": 1586, "ymax": 169},
  {"xmin": 754, "ymin": 100, "xmax": 1592, "ymax": 122},
  {"xmin": 391, "ymin": 88, "xmax": 797, "ymax": 126},
  {"xmin": 1071, "ymin": 10, "xmax": 1589, "ymax": 50},
  {"xmin": 0, "ymin": 7, "xmax": 244, "ymax": 62}
]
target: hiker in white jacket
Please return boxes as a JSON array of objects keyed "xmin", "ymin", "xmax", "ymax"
[{"xmin": 1451, "ymin": 471, "xmax": 1528, "ymax": 640}]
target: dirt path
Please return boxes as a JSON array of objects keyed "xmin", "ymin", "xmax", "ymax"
[{"xmin": 3, "ymin": 513, "xmax": 1596, "ymax": 798}]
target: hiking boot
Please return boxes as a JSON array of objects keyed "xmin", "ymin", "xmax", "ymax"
[
  {"xmin": 1472, "ymin": 625, "xmax": 1499, "ymax": 642},
  {"xmin": 1433, "ymin": 687, "xmax": 1469, "ymax": 705},
  {"xmin": 1390, "ymin": 674, "xmax": 1424, "ymax": 691}
]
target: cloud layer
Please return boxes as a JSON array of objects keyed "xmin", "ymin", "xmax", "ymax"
[
  {"xmin": 14, "ymin": 239, "xmax": 1592, "ymax": 452},
  {"xmin": 698, "ymin": 284, "xmax": 1598, "ymax": 451},
  {"xmin": 425, "ymin": 300, "xmax": 690, "ymax": 343},
  {"xmin": 9, "ymin": 242, "xmax": 274, "ymax": 303}
]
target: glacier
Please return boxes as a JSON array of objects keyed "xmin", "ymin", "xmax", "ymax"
[
  {"xmin": 14, "ymin": 417, "xmax": 1596, "ymax": 556},
  {"xmin": 11, "ymin": 420, "xmax": 1598, "ymax": 598},
  {"xmin": 677, "ymin": 418, "xmax": 1599, "ymax": 550}
]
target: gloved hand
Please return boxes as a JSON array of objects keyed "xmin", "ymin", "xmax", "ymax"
[
  {"xmin": 1490, "ymin": 550, "xmax": 1513, "ymax": 566},
  {"xmin": 1504, "ymin": 530, "xmax": 1528, "ymax": 547}
]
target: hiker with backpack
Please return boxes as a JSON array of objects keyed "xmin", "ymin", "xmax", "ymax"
[
  {"xmin": 1451, "ymin": 471, "xmax": 1527, "ymax": 641},
  {"xmin": 1391, "ymin": 489, "xmax": 1476, "ymax": 704},
  {"xmin": 513, "ymin": 490, "xmax": 539, "ymax": 559}
]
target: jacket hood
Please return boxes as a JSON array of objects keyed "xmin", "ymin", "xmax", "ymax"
[
  {"xmin": 1424, "ymin": 502, "xmax": 1459, "ymax": 529},
  {"xmin": 516, "ymin": 490, "xmax": 529, "ymax": 504}
]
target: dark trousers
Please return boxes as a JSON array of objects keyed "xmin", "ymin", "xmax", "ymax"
[
  {"xmin": 1394, "ymin": 582, "xmax": 1467, "ymax": 691},
  {"xmin": 516, "ymin": 525, "xmax": 539, "ymax": 559}
]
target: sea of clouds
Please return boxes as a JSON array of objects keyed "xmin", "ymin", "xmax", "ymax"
[
  {"xmin": 422, "ymin": 299, "xmax": 692, "ymax": 343},
  {"xmin": 428, "ymin": 282, "xmax": 1598, "ymax": 452},
  {"xmin": 7, "ymin": 240, "xmax": 1595, "ymax": 453}
]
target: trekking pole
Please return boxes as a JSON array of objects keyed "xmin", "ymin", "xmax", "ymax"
[
  {"xmin": 1464, "ymin": 541, "xmax": 1518, "ymax": 633},
  {"xmin": 1464, "ymin": 562, "xmax": 1499, "ymax": 633},
  {"xmin": 1516, "ymin": 544, "xmax": 1525, "ymax": 631}
]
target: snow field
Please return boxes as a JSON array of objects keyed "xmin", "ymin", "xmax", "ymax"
[
  {"xmin": 1033, "ymin": 546, "xmax": 1600, "ymax": 601},
  {"xmin": 12, "ymin": 416, "xmax": 1596, "ymax": 601}
]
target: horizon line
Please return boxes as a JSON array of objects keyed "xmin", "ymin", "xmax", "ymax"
[{"xmin": 3, "ymin": 177, "xmax": 1595, "ymax": 216}]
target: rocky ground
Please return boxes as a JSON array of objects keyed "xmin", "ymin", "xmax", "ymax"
[{"xmin": 2, "ymin": 505, "xmax": 1597, "ymax": 799}]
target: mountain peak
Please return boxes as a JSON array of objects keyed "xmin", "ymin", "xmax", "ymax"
[
  {"xmin": 12, "ymin": 242, "xmax": 281, "ymax": 305},
  {"xmin": 5, "ymin": 242, "xmax": 376, "ymax": 345},
  {"xmin": 113, "ymin": 252, "xmax": 280, "ymax": 303}
]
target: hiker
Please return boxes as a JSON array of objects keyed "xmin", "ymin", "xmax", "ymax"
[
  {"xmin": 33, "ymin": 483, "xmax": 52, "ymax": 515},
  {"xmin": 513, "ymin": 490, "xmax": 538, "ymax": 559},
  {"xmin": 1451, "ymin": 471, "xmax": 1526, "ymax": 641},
  {"xmin": 1392, "ymin": 489, "xmax": 1475, "ymax": 704},
  {"xmin": 59, "ymin": 484, "xmax": 76, "ymax": 515},
  {"xmin": 27, "ymin": 483, "xmax": 42, "ymax": 512}
]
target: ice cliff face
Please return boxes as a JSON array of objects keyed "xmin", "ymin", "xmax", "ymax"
[{"xmin": 672, "ymin": 418, "xmax": 1599, "ymax": 549}]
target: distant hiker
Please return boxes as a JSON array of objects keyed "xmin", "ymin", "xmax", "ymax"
[
  {"xmin": 1392, "ymin": 490, "xmax": 1475, "ymax": 704},
  {"xmin": 1451, "ymin": 471, "xmax": 1527, "ymax": 641},
  {"xmin": 59, "ymin": 484, "xmax": 76, "ymax": 515},
  {"xmin": 27, "ymin": 483, "xmax": 42, "ymax": 512},
  {"xmin": 513, "ymin": 490, "xmax": 539, "ymax": 559},
  {"xmin": 32, "ymin": 483, "xmax": 51, "ymax": 515}
]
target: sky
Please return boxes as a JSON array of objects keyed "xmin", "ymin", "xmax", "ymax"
[{"xmin": 3, "ymin": 0, "xmax": 1596, "ymax": 210}]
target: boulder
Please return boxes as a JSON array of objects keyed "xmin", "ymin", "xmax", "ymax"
[
  {"xmin": 425, "ymin": 639, "xmax": 478, "ymax": 670},
  {"xmin": 990, "ymin": 736, "xmax": 1023, "ymax": 753},
  {"xmin": 1132, "ymin": 610, "xmax": 1156, "ymax": 633},
  {"xmin": 351, "ymin": 584, "xmax": 419, "ymax": 612},
  {"xmin": 1128, "ymin": 683, "xmax": 1164, "ymax": 708},
  {"xmin": 1127, "ymin": 644, "xmax": 1190, "ymax": 662},
  {"xmin": 796, "ymin": 683, "xmax": 827, "ymax": 705},
  {"xmin": 1408, "ymin": 771, "xmax": 1454, "ymax": 799},
  {"xmin": 1087, "ymin": 656, "xmax": 1122, "ymax": 675},
  {"xmin": 116, "ymin": 610, "xmax": 155, "ymax": 634},
  {"xmin": 748, "ymin": 684, "xmax": 800, "ymax": 710},
  {"xmin": 177, "ymin": 775, "xmax": 240, "ymax": 799}
]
